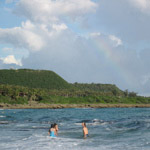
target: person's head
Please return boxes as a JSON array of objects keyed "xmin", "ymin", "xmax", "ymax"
[
  {"xmin": 82, "ymin": 122, "xmax": 86, "ymax": 127},
  {"xmin": 53, "ymin": 123, "xmax": 57, "ymax": 126},
  {"xmin": 51, "ymin": 124, "xmax": 54, "ymax": 128}
]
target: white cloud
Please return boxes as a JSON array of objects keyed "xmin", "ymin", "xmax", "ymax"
[
  {"xmin": 89, "ymin": 32, "xmax": 101, "ymax": 37},
  {"xmin": 0, "ymin": 0, "xmax": 97, "ymax": 52},
  {"xmin": 1, "ymin": 0, "xmax": 150, "ymax": 96},
  {"xmin": 0, "ymin": 23, "xmax": 44, "ymax": 51},
  {"xmin": 0, "ymin": 55, "xmax": 22, "ymax": 66},
  {"xmin": 15, "ymin": 0, "xmax": 97, "ymax": 23},
  {"xmin": 128, "ymin": 0, "xmax": 150, "ymax": 14},
  {"xmin": 52, "ymin": 23, "xmax": 68, "ymax": 31},
  {"xmin": 0, "ymin": 21, "xmax": 71, "ymax": 52},
  {"xmin": 89, "ymin": 32, "xmax": 122, "ymax": 47},
  {"xmin": 109, "ymin": 35, "xmax": 122, "ymax": 47}
]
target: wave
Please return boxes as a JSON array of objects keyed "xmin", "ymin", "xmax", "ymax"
[
  {"xmin": 75, "ymin": 119, "xmax": 109, "ymax": 126},
  {"xmin": 31, "ymin": 126, "xmax": 48, "ymax": 129},
  {"xmin": 0, "ymin": 121, "xmax": 10, "ymax": 124},
  {"xmin": 106, "ymin": 118, "xmax": 150, "ymax": 134},
  {"xmin": 0, "ymin": 115, "xmax": 6, "ymax": 118}
]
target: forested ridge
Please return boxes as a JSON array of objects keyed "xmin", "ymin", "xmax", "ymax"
[
  {"xmin": 0, "ymin": 69, "xmax": 149, "ymax": 105},
  {"xmin": 0, "ymin": 69, "xmax": 71, "ymax": 89}
]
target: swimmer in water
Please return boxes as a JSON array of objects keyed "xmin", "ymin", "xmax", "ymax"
[
  {"xmin": 82, "ymin": 122, "xmax": 88, "ymax": 139},
  {"xmin": 54, "ymin": 123, "xmax": 59, "ymax": 136},
  {"xmin": 48, "ymin": 124, "xmax": 56, "ymax": 137}
]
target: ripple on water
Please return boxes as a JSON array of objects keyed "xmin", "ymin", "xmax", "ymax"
[{"xmin": 1, "ymin": 108, "xmax": 150, "ymax": 150}]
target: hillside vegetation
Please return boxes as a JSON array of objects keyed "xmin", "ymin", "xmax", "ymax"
[
  {"xmin": 73, "ymin": 83, "xmax": 123, "ymax": 95},
  {"xmin": 0, "ymin": 69, "xmax": 149, "ymax": 105},
  {"xmin": 0, "ymin": 69, "xmax": 71, "ymax": 89}
]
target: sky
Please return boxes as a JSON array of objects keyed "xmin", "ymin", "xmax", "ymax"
[{"xmin": 0, "ymin": 0, "xmax": 150, "ymax": 96}]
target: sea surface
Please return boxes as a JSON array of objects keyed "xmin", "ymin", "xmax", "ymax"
[{"xmin": 0, "ymin": 108, "xmax": 150, "ymax": 150}]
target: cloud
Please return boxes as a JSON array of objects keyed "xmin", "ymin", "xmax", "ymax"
[
  {"xmin": 0, "ymin": 55, "xmax": 22, "ymax": 66},
  {"xmin": 0, "ymin": 60, "xmax": 21, "ymax": 69},
  {"xmin": 89, "ymin": 32, "xmax": 122, "ymax": 47},
  {"xmin": 109, "ymin": 35, "xmax": 122, "ymax": 47},
  {"xmin": 0, "ymin": 22, "xmax": 44, "ymax": 51},
  {"xmin": 92, "ymin": 0, "xmax": 150, "ymax": 44},
  {"xmin": 20, "ymin": 31, "xmax": 131, "ymax": 91},
  {"xmin": 22, "ymin": 32, "xmax": 119, "ymax": 84},
  {"xmin": 14, "ymin": 0, "xmax": 97, "ymax": 23},
  {"xmin": 128, "ymin": 0, "xmax": 150, "ymax": 14},
  {"xmin": 0, "ymin": 0, "xmax": 97, "ymax": 52},
  {"xmin": 89, "ymin": 32, "xmax": 101, "ymax": 37},
  {"xmin": 1, "ymin": 0, "xmax": 150, "ymax": 96},
  {"xmin": 52, "ymin": 23, "xmax": 68, "ymax": 31}
]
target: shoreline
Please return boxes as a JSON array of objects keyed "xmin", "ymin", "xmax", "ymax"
[{"xmin": 1, "ymin": 102, "xmax": 150, "ymax": 109}]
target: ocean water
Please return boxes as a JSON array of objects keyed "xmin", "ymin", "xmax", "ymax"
[{"xmin": 0, "ymin": 108, "xmax": 150, "ymax": 150}]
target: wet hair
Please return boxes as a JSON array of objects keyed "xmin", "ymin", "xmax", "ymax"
[
  {"xmin": 49, "ymin": 124, "xmax": 54, "ymax": 132},
  {"xmin": 53, "ymin": 123, "xmax": 57, "ymax": 127},
  {"xmin": 51, "ymin": 124, "xmax": 54, "ymax": 128},
  {"xmin": 83, "ymin": 122, "xmax": 86, "ymax": 127}
]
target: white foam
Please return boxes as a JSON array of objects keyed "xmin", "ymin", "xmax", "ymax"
[
  {"xmin": 0, "ymin": 115, "xmax": 5, "ymax": 118},
  {"xmin": 0, "ymin": 121, "xmax": 9, "ymax": 124},
  {"xmin": 75, "ymin": 121, "xmax": 107, "ymax": 126},
  {"xmin": 32, "ymin": 126, "xmax": 38, "ymax": 128},
  {"xmin": 93, "ymin": 119, "xmax": 100, "ymax": 122},
  {"xmin": 74, "ymin": 123, "xmax": 81, "ymax": 126},
  {"xmin": 0, "ymin": 131, "xmax": 145, "ymax": 150},
  {"xmin": 105, "ymin": 128, "xmax": 111, "ymax": 131}
]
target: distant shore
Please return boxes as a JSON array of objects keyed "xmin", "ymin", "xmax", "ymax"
[{"xmin": 1, "ymin": 102, "xmax": 150, "ymax": 109}]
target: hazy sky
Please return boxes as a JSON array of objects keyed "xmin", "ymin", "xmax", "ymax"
[{"xmin": 0, "ymin": 0, "xmax": 150, "ymax": 96}]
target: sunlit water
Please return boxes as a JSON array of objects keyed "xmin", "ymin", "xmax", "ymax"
[{"xmin": 0, "ymin": 108, "xmax": 150, "ymax": 150}]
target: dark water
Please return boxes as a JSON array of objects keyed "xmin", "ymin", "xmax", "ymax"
[{"xmin": 0, "ymin": 108, "xmax": 150, "ymax": 150}]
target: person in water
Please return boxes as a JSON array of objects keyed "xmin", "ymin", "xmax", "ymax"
[
  {"xmin": 48, "ymin": 124, "xmax": 57, "ymax": 137},
  {"xmin": 54, "ymin": 123, "xmax": 59, "ymax": 136},
  {"xmin": 82, "ymin": 122, "xmax": 88, "ymax": 138}
]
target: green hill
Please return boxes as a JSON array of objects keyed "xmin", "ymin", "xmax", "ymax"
[
  {"xmin": 0, "ymin": 69, "xmax": 123, "ymax": 94},
  {"xmin": 72, "ymin": 83, "xmax": 123, "ymax": 95},
  {"xmin": 0, "ymin": 69, "xmax": 149, "ymax": 105},
  {"xmin": 0, "ymin": 69, "xmax": 71, "ymax": 89}
]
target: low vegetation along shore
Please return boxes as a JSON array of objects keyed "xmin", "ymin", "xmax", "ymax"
[
  {"xmin": 0, "ymin": 69, "xmax": 150, "ymax": 109},
  {"xmin": 1, "ymin": 101, "xmax": 150, "ymax": 109}
]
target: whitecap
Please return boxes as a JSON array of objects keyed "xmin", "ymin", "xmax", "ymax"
[
  {"xmin": 105, "ymin": 128, "xmax": 111, "ymax": 131},
  {"xmin": 0, "ymin": 115, "xmax": 5, "ymax": 118},
  {"xmin": 93, "ymin": 118, "xmax": 100, "ymax": 122},
  {"xmin": 0, "ymin": 121, "xmax": 9, "ymax": 124},
  {"xmin": 74, "ymin": 123, "xmax": 82, "ymax": 126}
]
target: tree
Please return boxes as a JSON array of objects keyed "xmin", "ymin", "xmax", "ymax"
[
  {"xmin": 112, "ymin": 89, "xmax": 118, "ymax": 96},
  {"xmin": 129, "ymin": 91, "xmax": 137, "ymax": 97},
  {"xmin": 124, "ymin": 89, "xmax": 129, "ymax": 97}
]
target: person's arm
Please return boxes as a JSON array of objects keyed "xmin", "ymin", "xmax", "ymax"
[
  {"xmin": 56, "ymin": 125, "xmax": 59, "ymax": 132},
  {"xmin": 83, "ymin": 128, "xmax": 86, "ymax": 138},
  {"xmin": 54, "ymin": 129, "xmax": 57, "ymax": 136},
  {"xmin": 55, "ymin": 125, "xmax": 58, "ymax": 136}
]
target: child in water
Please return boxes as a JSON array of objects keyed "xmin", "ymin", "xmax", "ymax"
[
  {"xmin": 48, "ymin": 124, "xmax": 57, "ymax": 137},
  {"xmin": 82, "ymin": 122, "xmax": 88, "ymax": 138},
  {"xmin": 53, "ymin": 123, "xmax": 59, "ymax": 136}
]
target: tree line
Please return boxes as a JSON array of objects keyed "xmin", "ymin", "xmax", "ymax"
[{"xmin": 0, "ymin": 84, "xmax": 149, "ymax": 104}]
